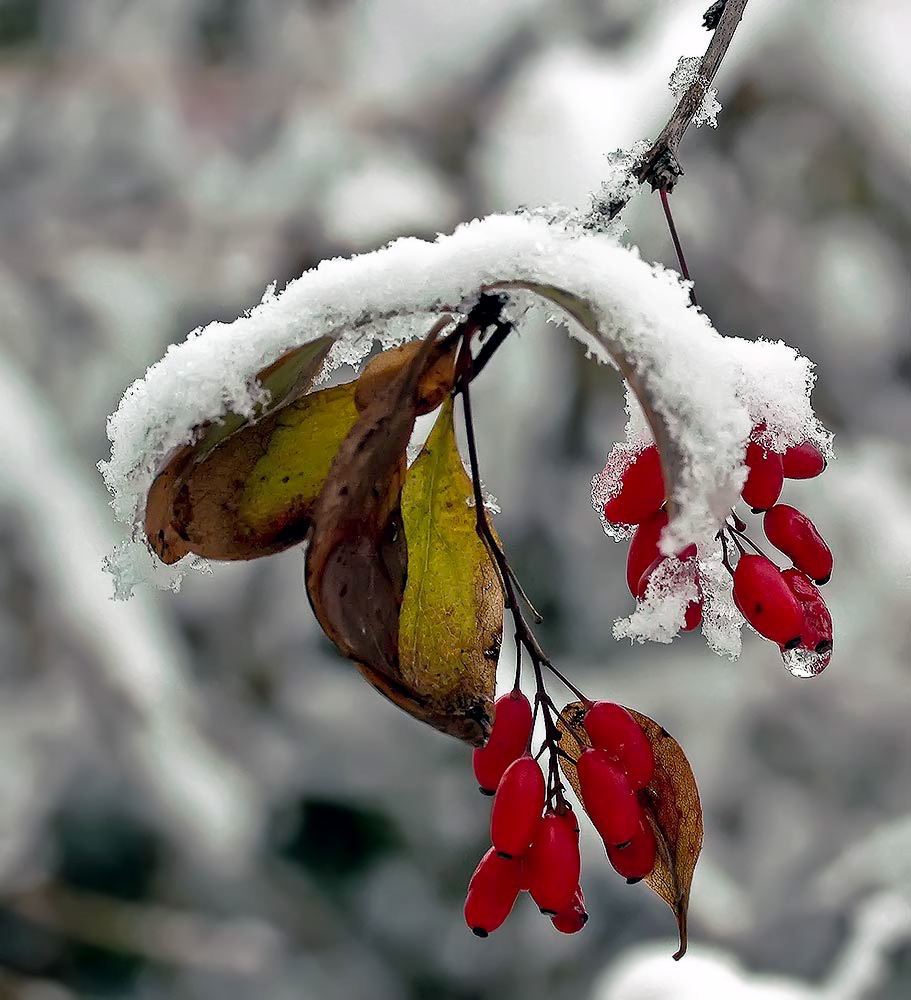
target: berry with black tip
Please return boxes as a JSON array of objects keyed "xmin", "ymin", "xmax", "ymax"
[
  {"xmin": 763, "ymin": 504, "xmax": 833, "ymax": 584},
  {"xmin": 473, "ymin": 690, "xmax": 533, "ymax": 794},
  {"xmin": 490, "ymin": 756, "xmax": 545, "ymax": 859},
  {"xmin": 732, "ymin": 554, "xmax": 804, "ymax": 644}
]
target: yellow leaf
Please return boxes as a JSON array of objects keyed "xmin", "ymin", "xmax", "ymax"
[{"xmin": 398, "ymin": 396, "xmax": 502, "ymax": 746}]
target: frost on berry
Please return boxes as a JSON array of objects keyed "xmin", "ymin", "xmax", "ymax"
[{"xmin": 614, "ymin": 553, "xmax": 701, "ymax": 644}]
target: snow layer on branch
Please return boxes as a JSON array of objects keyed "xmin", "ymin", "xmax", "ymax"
[
  {"xmin": 669, "ymin": 55, "xmax": 722, "ymax": 129},
  {"xmin": 101, "ymin": 213, "xmax": 828, "ymax": 598}
]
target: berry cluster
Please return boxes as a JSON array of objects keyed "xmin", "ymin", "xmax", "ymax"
[
  {"xmin": 465, "ymin": 694, "xmax": 657, "ymax": 937},
  {"xmin": 602, "ymin": 433, "xmax": 834, "ymax": 674}
]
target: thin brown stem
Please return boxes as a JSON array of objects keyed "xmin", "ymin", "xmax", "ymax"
[
  {"xmin": 599, "ymin": 0, "xmax": 750, "ymax": 220},
  {"xmin": 660, "ymin": 186, "xmax": 698, "ymax": 307}
]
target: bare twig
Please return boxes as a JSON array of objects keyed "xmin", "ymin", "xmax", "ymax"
[{"xmin": 603, "ymin": 0, "xmax": 750, "ymax": 219}]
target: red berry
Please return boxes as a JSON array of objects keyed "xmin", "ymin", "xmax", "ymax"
[
  {"xmin": 779, "ymin": 569, "xmax": 833, "ymax": 655},
  {"xmin": 763, "ymin": 504, "xmax": 833, "ymax": 584},
  {"xmin": 607, "ymin": 811, "xmax": 657, "ymax": 882},
  {"xmin": 576, "ymin": 748, "xmax": 640, "ymax": 846},
  {"xmin": 583, "ymin": 702, "xmax": 655, "ymax": 790},
  {"xmin": 464, "ymin": 848, "xmax": 522, "ymax": 937},
  {"xmin": 525, "ymin": 812, "xmax": 582, "ymax": 915},
  {"xmin": 473, "ymin": 690, "xmax": 534, "ymax": 794},
  {"xmin": 741, "ymin": 441, "xmax": 784, "ymax": 511},
  {"xmin": 683, "ymin": 594, "xmax": 703, "ymax": 631},
  {"xmin": 626, "ymin": 509, "xmax": 668, "ymax": 595},
  {"xmin": 603, "ymin": 445, "xmax": 666, "ymax": 525},
  {"xmin": 782, "ymin": 441, "xmax": 826, "ymax": 479},
  {"xmin": 634, "ymin": 543, "xmax": 697, "ymax": 600},
  {"xmin": 732, "ymin": 554, "xmax": 804, "ymax": 644},
  {"xmin": 490, "ymin": 756, "xmax": 545, "ymax": 859},
  {"xmin": 551, "ymin": 886, "xmax": 588, "ymax": 934}
]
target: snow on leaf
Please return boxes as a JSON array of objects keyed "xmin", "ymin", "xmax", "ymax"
[{"xmin": 102, "ymin": 213, "xmax": 828, "ymax": 606}]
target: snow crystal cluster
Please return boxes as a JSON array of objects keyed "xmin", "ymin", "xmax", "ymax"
[
  {"xmin": 669, "ymin": 55, "xmax": 722, "ymax": 129},
  {"xmin": 101, "ymin": 212, "xmax": 830, "ymax": 667}
]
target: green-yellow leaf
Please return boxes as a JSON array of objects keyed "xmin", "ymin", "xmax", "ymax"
[{"xmin": 397, "ymin": 396, "xmax": 502, "ymax": 746}]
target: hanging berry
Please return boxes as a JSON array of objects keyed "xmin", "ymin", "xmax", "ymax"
[
  {"xmin": 551, "ymin": 886, "xmax": 588, "ymax": 934},
  {"xmin": 780, "ymin": 569, "xmax": 833, "ymax": 655},
  {"xmin": 782, "ymin": 440, "xmax": 826, "ymax": 479},
  {"xmin": 732, "ymin": 554, "xmax": 803, "ymax": 645},
  {"xmin": 626, "ymin": 509, "xmax": 669, "ymax": 595},
  {"xmin": 603, "ymin": 445, "xmax": 666, "ymax": 525},
  {"xmin": 524, "ymin": 812, "xmax": 582, "ymax": 915},
  {"xmin": 490, "ymin": 755, "xmax": 546, "ymax": 859},
  {"xmin": 576, "ymin": 748, "xmax": 641, "ymax": 847},
  {"xmin": 583, "ymin": 702, "xmax": 655, "ymax": 790},
  {"xmin": 464, "ymin": 848, "xmax": 523, "ymax": 937},
  {"xmin": 763, "ymin": 504, "xmax": 833, "ymax": 584},
  {"xmin": 741, "ymin": 441, "xmax": 784, "ymax": 511},
  {"xmin": 473, "ymin": 690, "xmax": 534, "ymax": 794},
  {"xmin": 606, "ymin": 812, "xmax": 657, "ymax": 882}
]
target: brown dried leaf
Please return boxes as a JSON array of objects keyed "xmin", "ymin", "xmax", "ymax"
[
  {"xmin": 144, "ymin": 336, "xmax": 336, "ymax": 562},
  {"xmin": 355, "ymin": 333, "xmax": 459, "ymax": 415},
  {"xmin": 143, "ymin": 329, "xmax": 459, "ymax": 565},
  {"xmin": 556, "ymin": 700, "xmax": 703, "ymax": 960},
  {"xmin": 304, "ymin": 320, "xmax": 447, "ymax": 679}
]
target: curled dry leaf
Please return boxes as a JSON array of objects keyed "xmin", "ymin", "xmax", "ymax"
[
  {"xmin": 556, "ymin": 700, "xmax": 703, "ymax": 960},
  {"xmin": 397, "ymin": 396, "xmax": 502, "ymax": 746},
  {"xmin": 355, "ymin": 333, "xmax": 459, "ymax": 415},
  {"xmin": 143, "ymin": 327, "xmax": 458, "ymax": 565},
  {"xmin": 144, "ymin": 336, "xmax": 337, "ymax": 562}
]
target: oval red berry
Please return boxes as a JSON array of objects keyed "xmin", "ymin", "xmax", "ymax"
[
  {"xmin": 741, "ymin": 441, "xmax": 784, "ymax": 511},
  {"xmin": 473, "ymin": 690, "xmax": 533, "ymax": 794},
  {"xmin": 525, "ymin": 812, "xmax": 581, "ymax": 915},
  {"xmin": 763, "ymin": 504, "xmax": 833, "ymax": 584},
  {"xmin": 464, "ymin": 848, "xmax": 522, "ymax": 937},
  {"xmin": 626, "ymin": 509, "xmax": 669, "ymax": 596},
  {"xmin": 603, "ymin": 445, "xmax": 666, "ymax": 525},
  {"xmin": 732, "ymin": 554, "xmax": 804, "ymax": 644},
  {"xmin": 577, "ymin": 748, "xmax": 640, "ymax": 846},
  {"xmin": 551, "ymin": 886, "xmax": 588, "ymax": 934},
  {"xmin": 490, "ymin": 756, "xmax": 545, "ymax": 859},
  {"xmin": 782, "ymin": 441, "xmax": 826, "ymax": 479},
  {"xmin": 607, "ymin": 810, "xmax": 657, "ymax": 882},
  {"xmin": 583, "ymin": 702, "xmax": 655, "ymax": 790}
]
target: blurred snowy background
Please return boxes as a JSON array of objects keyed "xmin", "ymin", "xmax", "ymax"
[{"xmin": 1, "ymin": 1, "xmax": 909, "ymax": 998}]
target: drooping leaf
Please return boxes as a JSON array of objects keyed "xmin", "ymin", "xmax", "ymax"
[
  {"xmin": 168, "ymin": 382, "xmax": 360, "ymax": 560},
  {"xmin": 304, "ymin": 321, "xmax": 448, "ymax": 681},
  {"xmin": 144, "ymin": 336, "xmax": 336, "ymax": 562},
  {"xmin": 397, "ymin": 396, "xmax": 502, "ymax": 746},
  {"xmin": 355, "ymin": 334, "xmax": 459, "ymax": 416},
  {"xmin": 556, "ymin": 700, "xmax": 703, "ymax": 960},
  {"xmin": 143, "ymin": 331, "xmax": 459, "ymax": 565}
]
